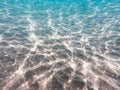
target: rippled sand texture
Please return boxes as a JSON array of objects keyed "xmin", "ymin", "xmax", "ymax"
[{"xmin": 0, "ymin": 0, "xmax": 120, "ymax": 90}]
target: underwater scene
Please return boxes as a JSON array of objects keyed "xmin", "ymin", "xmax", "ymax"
[{"xmin": 0, "ymin": 0, "xmax": 120, "ymax": 90}]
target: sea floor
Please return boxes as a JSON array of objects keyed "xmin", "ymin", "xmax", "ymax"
[{"xmin": 0, "ymin": 0, "xmax": 120, "ymax": 90}]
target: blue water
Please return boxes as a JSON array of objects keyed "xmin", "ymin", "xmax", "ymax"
[{"xmin": 0, "ymin": 0, "xmax": 120, "ymax": 90}]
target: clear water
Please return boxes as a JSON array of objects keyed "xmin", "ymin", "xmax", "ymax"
[{"xmin": 0, "ymin": 0, "xmax": 120, "ymax": 90}]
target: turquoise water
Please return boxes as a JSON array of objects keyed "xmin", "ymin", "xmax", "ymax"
[{"xmin": 0, "ymin": 0, "xmax": 120, "ymax": 90}]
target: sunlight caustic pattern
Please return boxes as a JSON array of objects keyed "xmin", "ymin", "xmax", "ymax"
[{"xmin": 0, "ymin": 0, "xmax": 120, "ymax": 90}]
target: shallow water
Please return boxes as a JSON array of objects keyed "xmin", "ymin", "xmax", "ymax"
[{"xmin": 0, "ymin": 0, "xmax": 120, "ymax": 90}]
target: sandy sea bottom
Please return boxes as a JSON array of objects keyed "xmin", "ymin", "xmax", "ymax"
[{"xmin": 0, "ymin": 0, "xmax": 120, "ymax": 90}]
